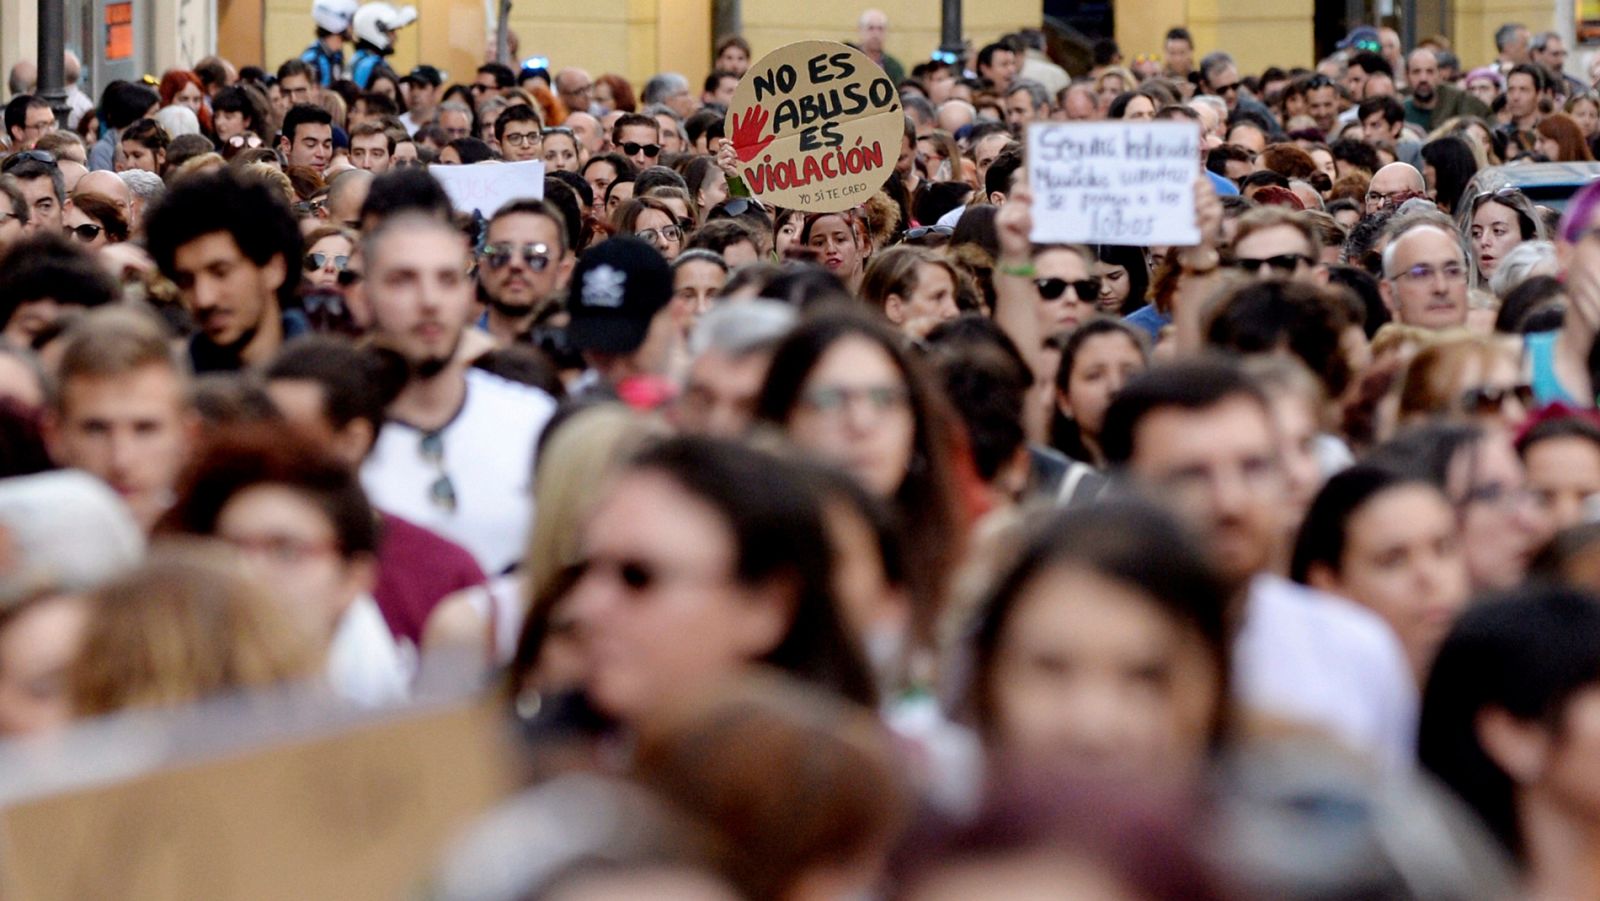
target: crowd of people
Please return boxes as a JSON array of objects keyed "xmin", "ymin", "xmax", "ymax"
[{"xmin": 7, "ymin": 7, "xmax": 1600, "ymax": 898}]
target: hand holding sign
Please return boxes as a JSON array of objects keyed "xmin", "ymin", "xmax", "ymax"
[
  {"xmin": 723, "ymin": 41, "xmax": 904, "ymax": 213},
  {"xmin": 731, "ymin": 106, "xmax": 774, "ymax": 162}
]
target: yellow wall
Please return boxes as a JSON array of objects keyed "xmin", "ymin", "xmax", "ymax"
[
  {"xmin": 742, "ymin": 0, "xmax": 1037, "ymax": 78},
  {"xmin": 1116, "ymin": 0, "xmax": 1315, "ymax": 73},
  {"xmin": 1452, "ymin": 0, "xmax": 1554, "ymax": 69}
]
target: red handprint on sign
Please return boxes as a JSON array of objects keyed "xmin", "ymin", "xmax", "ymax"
[{"xmin": 730, "ymin": 106, "xmax": 775, "ymax": 162}]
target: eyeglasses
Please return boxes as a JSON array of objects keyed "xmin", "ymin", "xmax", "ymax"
[
  {"xmin": 304, "ymin": 252, "xmax": 349, "ymax": 271},
  {"xmin": 1, "ymin": 149, "xmax": 55, "ymax": 171},
  {"xmin": 1233, "ymin": 253, "xmax": 1312, "ymax": 275},
  {"xmin": 419, "ymin": 431, "xmax": 457, "ymax": 513},
  {"xmin": 470, "ymin": 83, "xmax": 494, "ymax": 94},
  {"xmin": 1471, "ymin": 186, "xmax": 1524, "ymax": 206},
  {"xmin": 336, "ymin": 267, "xmax": 363, "ymax": 288},
  {"xmin": 1034, "ymin": 276, "xmax": 1101, "ymax": 301},
  {"xmin": 64, "ymin": 223, "xmax": 103, "ymax": 241},
  {"xmin": 1459, "ymin": 384, "xmax": 1534, "ymax": 416},
  {"xmin": 1304, "ymin": 74, "xmax": 1336, "ymax": 90},
  {"xmin": 482, "ymin": 241, "xmax": 555, "ymax": 270},
  {"xmin": 635, "ymin": 223, "xmax": 683, "ymax": 246},
  {"xmin": 802, "ymin": 384, "xmax": 911, "ymax": 415},
  {"xmin": 292, "ymin": 198, "xmax": 328, "ymax": 217},
  {"xmin": 1393, "ymin": 262, "xmax": 1468, "ymax": 284},
  {"xmin": 1365, "ymin": 188, "xmax": 1422, "ymax": 209},
  {"xmin": 621, "ymin": 142, "xmax": 661, "ymax": 158},
  {"xmin": 542, "ymin": 126, "xmax": 574, "ymax": 138},
  {"xmin": 226, "ymin": 133, "xmax": 263, "ymax": 149},
  {"xmin": 1212, "ymin": 81, "xmax": 1241, "ymax": 95},
  {"xmin": 502, "ymin": 131, "xmax": 541, "ymax": 147},
  {"xmin": 225, "ymin": 533, "xmax": 339, "ymax": 566}
]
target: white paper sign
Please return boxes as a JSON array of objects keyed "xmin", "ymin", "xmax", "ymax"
[
  {"xmin": 1027, "ymin": 121, "xmax": 1200, "ymax": 247},
  {"xmin": 429, "ymin": 159, "xmax": 545, "ymax": 215}
]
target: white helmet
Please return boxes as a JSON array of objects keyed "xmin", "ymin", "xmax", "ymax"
[
  {"xmin": 311, "ymin": 0, "xmax": 358, "ymax": 33},
  {"xmin": 353, "ymin": 2, "xmax": 419, "ymax": 50}
]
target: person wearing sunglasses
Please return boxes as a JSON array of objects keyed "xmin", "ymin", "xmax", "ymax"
[
  {"xmin": 477, "ymin": 199, "xmax": 572, "ymax": 346},
  {"xmin": 1229, "ymin": 207, "xmax": 1322, "ymax": 286},
  {"xmin": 62, "ymin": 192, "xmax": 128, "ymax": 250},
  {"xmin": 615, "ymin": 196, "xmax": 683, "ymax": 262},
  {"xmin": 611, "ymin": 112, "xmax": 662, "ymax": 172},
  {"xmin": 1398, "ymin": 334, "xmax": 1532, "ymax": 433},
  {"xmin": 302, "ymin": 226, "xmax": 355, "ymax": 290}
]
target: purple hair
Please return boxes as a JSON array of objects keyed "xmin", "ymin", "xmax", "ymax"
[{"xmin": 1558, "ymin": 179, "xmax": 1600, "ymax": 244}]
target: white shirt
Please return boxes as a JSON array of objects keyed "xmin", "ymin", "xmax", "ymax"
[
  {"xmin": 328, "ymin": 594, "xmax": 415, "ymax": 706},
  {"xmin": 1234, "ymin": 574, "xmax": 1418, "ymax": 772},
  {"xmin": 400, "ymin": 111, "xmax": 420, "ymax": 136},
  {"xmin": 362, "ymin": 369, "xmax": 555, "ymax": 576}
]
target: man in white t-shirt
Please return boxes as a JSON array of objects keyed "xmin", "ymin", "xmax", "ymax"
[
  {"xmin": 359, "ymin": 212, "xmax": 556, "ymax": 575},
  {"xmin": 1101, "ymin": 358, "xmax": 1417, "ymax": 770}
]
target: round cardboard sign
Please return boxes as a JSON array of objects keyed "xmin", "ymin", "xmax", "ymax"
[{"xmin": 724, "ymin": 40, "xmax": 903, "ymax": 213}]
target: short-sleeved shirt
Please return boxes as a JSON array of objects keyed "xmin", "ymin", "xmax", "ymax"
[{"xmin": 362, "ymin": 368, "xmax": 556, "ymax": 576}]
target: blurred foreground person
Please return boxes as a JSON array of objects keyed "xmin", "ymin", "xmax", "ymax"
[
  {"xmin": 1292, "ymin": 464, "xmax": 1470, "ymax": 683},
  {"xmin": 1101, "ymin": 359, "xmax": 1415, "ymax": 769},
  {"xmin": 521, "ymin": 436, "xmax": 875, "ymax": 730},
  {"xmin": 1420, "ymin": 586, "xmax": 1600, "ymax": 900},
  {"xmin": 69, "ymin": 543, "xmax": 322, "ymax": 716},
  {"xmin": 632, "ymin": 675, "xmax": 910, "ymax": 900},
  {"xmin": 961, "ymin": 501, "xmax": 1229, "ymax": 791},
  {"xmin": 0, "ymin": 471, "xmax": 144, "ymax": 737},
  {"xmin": 164, "ymin": 426, "xmax": 413, "ymax": 705}
]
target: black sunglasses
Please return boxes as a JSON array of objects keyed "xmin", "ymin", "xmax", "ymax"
[
  {"xmin": 1035, "ymin": 276, "xmax": 1101, "ymax": 301},
  {"xmin": 65, "ymin": 223, "xmax": 103, "ymax": 241},
  {"xmin": 710, "ymin": 197, "xmax": 764, "ymax": 219},
  {"xmin": 1232, "ymin": 253, "xmax": 1312, "ymax": 275},
  {"xmin": 336, "ymin": 267, "xmax": 363, "ymax": 288},
  {"xmin": 621, "ymin": 141, "xmax": 661, "ymax": 158},
  {"xmin": 481, "ymin": 241, "xmax": 554, "ymax": 271},
  {"xmin": 303, "ymin": 252, "xmax": 349, "ymax": 271}
]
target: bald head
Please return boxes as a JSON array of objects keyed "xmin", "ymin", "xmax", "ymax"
[
  {"xmin": 75, "ymin": 170, "xmax": 133, "ymax": 211},
  {"xmin": 858, "ymin": 9, "xmax": 889, "ymax": 53},
  {"xmin": 564, "ymin": 110, "xmax": 604, "ymax": 153},
  {"xmin": 325, "ymin": 169, "xmax": 373, "ymax": 227},
  {"xmin": 555, "ymin": 68, "xmax": 591, "ymax": 92},
  {"xmin": 1366, "ymin": 162, "xmax": 1426, "ymax": 213}
]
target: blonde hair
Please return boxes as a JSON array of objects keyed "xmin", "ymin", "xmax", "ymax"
[
  {"xmin": 70, "ymin": 542, "xmax": 321, "ymax": 716},
  {"xmin": 523, "ymin": 405, "xmax": 669, "ymax": 603},
  {"xmin": 240, "ymin": 161, "xmax": 295, "ymax": 206},
  {"xmin": 1397, "ymin": 332, "xmax": 1516, "ymax": 421},
  {"xmin": 168, "ymin": 151, "xmax": 226, "ymax": 183}
]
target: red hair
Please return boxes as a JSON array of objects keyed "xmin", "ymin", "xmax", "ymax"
[{"xmin": 158, "ymin": 69, "xmax": 213, "ymax": 134}]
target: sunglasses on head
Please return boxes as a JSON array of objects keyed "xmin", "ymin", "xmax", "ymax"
[
  {"xmin": 304, "ymin": 252, "xmax": 349, "ymax": 271},
  {"xmin": 64, "ymin": 223, "xmax": 103, "ymax": 241},
  {"xmin": 1034, "ymin": 276, "xmax": 1101, "ymax": 301},
  {"xmin": 481, "ymin": 241, "xmax": 554, "ymax": 271},
  {"xmin": 622, "ymin": 141, "xmax": 661, "ymax": 158},
  {"xmin": 1232, "ymin": 253, "xmax": 1312, "ymax": 275},
  {"xmin": 1, "ymin": 149, "xmax": 55, "ymax": 171},
  {"xmin": 901, "ymin": 224, "xmax": 954, "ymax": 242}
]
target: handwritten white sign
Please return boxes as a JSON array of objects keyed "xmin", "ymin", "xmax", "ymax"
[
  {"xmin": 1027, "ymin": 122, "xmax": 1200, "ymax": 247},
  {"xmin": 429, "ymin": 159, "xmax": 545, "ymax": 215}
]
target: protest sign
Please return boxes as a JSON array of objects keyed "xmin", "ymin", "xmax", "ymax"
[
  {"xmin": 725, "ymin": 40, "xmax": 904, "ymax": 213},
  {"xmin": 0, "ymin": 696, "xmax": 518, "ymax": 901},
  {"xmin": 1027, "ymin": 121, "xmax": 1201, "ymax": 246},
  {"xmin": 431, "ymin": 159, "xmax": 545, "ymax": 215}
]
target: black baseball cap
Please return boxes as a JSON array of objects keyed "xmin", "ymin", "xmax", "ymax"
[
  {"xmin": 408, "ymin": 65, "xmax": 445, "ymax": 87},
  {"xmin": 566, "ymin": 236, "xmax": 673, "ymax": 354}
]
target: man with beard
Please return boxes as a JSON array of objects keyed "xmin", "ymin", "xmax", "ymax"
[
  {"xmin": 1101, "ymin": 359, "xmax": 1416, "ymax": 771},
  {"xmin": 358, "ymin": 213, "xmax": 556, "ymax": 575},
  {"xmin": 1403, "ymin": 47, "xmax": 1488, "ymax": 132},
  {"xmin": 477, "ymin": 199, "xmax": 573, "ymax": 346},
  {"xmin": 144, "ymin": 170, "xmax": 307, "ymax": 373}
]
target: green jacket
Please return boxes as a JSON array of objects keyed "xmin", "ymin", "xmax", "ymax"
[{"xmin": 1404, "ymin": 83, "xmax": 1491, "ymax": 132}]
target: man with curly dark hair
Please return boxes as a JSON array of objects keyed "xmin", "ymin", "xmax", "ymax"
[{"xmin": 143, "ymin": 169, "xmax": 306, "ymax": 372}]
